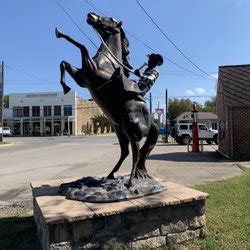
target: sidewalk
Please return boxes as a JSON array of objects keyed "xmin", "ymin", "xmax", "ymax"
[{"xmin": 146, "ymin": 142, "xmax": 243, "ymax": 187}]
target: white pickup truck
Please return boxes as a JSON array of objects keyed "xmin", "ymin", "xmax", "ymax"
[{"xmin": 173, "ymin": 123, "xmax": 218, "ymax": 145}]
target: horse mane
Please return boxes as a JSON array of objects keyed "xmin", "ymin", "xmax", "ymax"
[{"xmin": 120, "ymin": 27, "xmax": 133, "ymax": 77}]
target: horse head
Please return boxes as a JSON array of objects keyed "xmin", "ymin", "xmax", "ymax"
[
  {"xmin": 87, "ymin": 13, "xmax": 133, "ymax": 77},
  {"xmin": 87, "ymin": 13, "xmax": 122, "ymax": 36}
]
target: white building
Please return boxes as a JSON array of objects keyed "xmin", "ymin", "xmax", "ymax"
[
  {"xmin": 175, "ymin": 111, "xmax": 218, "ymax": 130},
  {"xmin": 4, "ymin": 91, "xmax": 77, "ymax": 135}
]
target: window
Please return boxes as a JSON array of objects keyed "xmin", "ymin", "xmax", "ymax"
[
  {"xmin": 180, "ymin": 125, "xmax": 188, "ymax": 130},
  {"xmin": 13, "ymin": 107, "xmax": 22, "ymax": 117},
  {"xmin": 198, "ymin": 125, "xmax": 207, "ymax": 131},
  {"xmin": 212, "ymin": 122, "xmax": 218, "ymax": 130},
  {"xmin": 44, "ymin": 106, "xmax": 51, "ymax": 117},
  {"xmin": 64, "ymin": 105, "xmax": 72, "ymax": 116},
  {"xmin": 32, "ymin": 106, "xmax": 40, "ymax": 117},
  {"xmin": 54, "ymin": 106, "xmax": 61, "ymax": 116},
  {"xmin": 22, "ymin": 106, "xmax": 29, "ymax": 117}
]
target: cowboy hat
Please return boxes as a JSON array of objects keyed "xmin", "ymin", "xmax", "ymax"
[{"xmin": 147, "ymin": 53, "xmax": 164, "ymax": 66}]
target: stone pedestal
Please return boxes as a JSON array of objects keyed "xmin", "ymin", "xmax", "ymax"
[{"xmin": 31, "ymin": 177, "xmax": 209, "ymax": 249}]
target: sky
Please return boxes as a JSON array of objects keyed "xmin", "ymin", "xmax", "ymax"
[{"xmin": 1, "ymin": 0, "xmax": 250, "ymax": 111}]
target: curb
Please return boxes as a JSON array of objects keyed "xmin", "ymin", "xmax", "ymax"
[{"xmin": 0, "ymin": 142, "xmax": 14, "ymax": 147}]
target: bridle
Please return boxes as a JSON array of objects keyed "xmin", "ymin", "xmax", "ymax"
[{"xmin": 93, "ymin": 19, "xmax": 136, "ymax": 76}]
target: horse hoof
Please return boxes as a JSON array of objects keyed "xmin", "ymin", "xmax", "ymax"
[
  {"xmin": 125, "ymin": 179, "xmax": 133, "ymax": 189},
  {"xmin": 63, "ymin": 85, "xmax": 71, "ymax": 95},
  {"xmin": 55, "ymin": 27, "xmax": 63, "ymax": 38}
]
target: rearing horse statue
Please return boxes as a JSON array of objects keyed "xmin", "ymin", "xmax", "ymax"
[{"xmin": 56, "ymin": 13, "xmax": 159, "ymax": 188}]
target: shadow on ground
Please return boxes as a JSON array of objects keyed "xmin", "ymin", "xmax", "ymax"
[
  {"xmin": 148, "ymin": 151, "xmax": 232, "ymax": 163},
  {"xmin": 0, "ymin": 216, "xmax": 40, "ymax": 249}
]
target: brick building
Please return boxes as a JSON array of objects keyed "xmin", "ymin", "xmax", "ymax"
[
  {"xmin": 217, "ymin": 64, "xmax": 250, "ymax": 159},
  {"xmin": 3, "ymin": 91, "xmax": 103, "ymax": 136},
  {"xmin": 76, "ymin": 97, "xmax": 103, "ymax": 135}
]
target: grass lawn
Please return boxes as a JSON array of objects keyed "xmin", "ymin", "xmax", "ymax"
[{"xmin": 191, "ymin": 170, "xmax": 250, "ymax": 249}]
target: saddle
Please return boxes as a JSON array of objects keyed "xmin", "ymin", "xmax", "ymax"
[{"xmin": 110, "ymin": 68, "xmax": 145, "ymax": 103}]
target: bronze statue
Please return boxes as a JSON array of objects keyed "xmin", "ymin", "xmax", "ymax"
[{"xmin": 56, "ymin": 13, "xmax": 165, "ymax": 202}]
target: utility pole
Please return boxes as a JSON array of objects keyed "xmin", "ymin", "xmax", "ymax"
[
  {"xmin": 165, "ymin": 88, "xmax": 169, "ymax": 143},
  {"xmin": 149, "ymin": 92, "xmax": 152, "ymax": 114},
  {"xmin": 192, "ymin": 103, "xmax": 199, "ymax": 152},
  {"xmin": 0, "ymin": 61, "xmax": 4, "ymax": 142},
  {"xmin": 157, "ymin": 101, "xmax": 160, "ymax": 124}
]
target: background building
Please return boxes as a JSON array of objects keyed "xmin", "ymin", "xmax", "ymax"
[
  {"xmin": 175, "ymin": 111, "xmax": 218, "ymax": 129},
  {"xmin": 217, "ymin": 64, "xmax": 250, "ymax": 160},
  {"xmin": 3, "ymin": 91, "xmax": 102, "ymax": 136}
]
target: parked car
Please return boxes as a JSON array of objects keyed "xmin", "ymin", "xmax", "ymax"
[
  {"xmin": 173, "ymin": 123, "xmax": 218, "ymax": 145},
  {"xmin": 0, "ymin": 127, "xmax": 12, "ymax": 136}
]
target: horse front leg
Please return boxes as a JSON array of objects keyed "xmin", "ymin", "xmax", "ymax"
[
  {"xmin": 59, "ymin": 61, "xmax": 82, "ymax": 94},
  {"xmin": 56, "ymin": 28, "xmax": 89, "ymax": 54},
  {"xmin": 56, "ymin": 27, "xmax": 96, "ymax": 83}
]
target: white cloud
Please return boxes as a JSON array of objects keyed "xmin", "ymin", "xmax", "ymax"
[
  {"xmin": 194, "ymin": 87, "xmax": 206, "ymax": 95},
  {"xmin": 209, "ymin": 74, "xmax": 218, "ymax": 80},
  {"xmin": 185, "ymin": 90, "xmax": 196, "ymax": 96},
  {"xmin": 184, "ymin": 87, "xmax": 206, "ymax": 96}
]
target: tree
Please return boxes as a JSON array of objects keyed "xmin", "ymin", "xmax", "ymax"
[
  {"xmin": 167, "ymin": 97, "xmax": 217, "ymax": 128},
  {"xmin": 168, "ymin": 98, "xmax": 193, "ymax": 127},
  {"xmin": 91, "ymin": 115, "xmax": 113, "ymax": 134},
  {"xmin": 201, "ymin": 96, "xmax": 216, "ymax": 113}
]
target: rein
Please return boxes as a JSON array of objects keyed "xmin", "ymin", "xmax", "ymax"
[{"xmin": 94, "ymin": 29, "xmax": 136, "ymax": 76}]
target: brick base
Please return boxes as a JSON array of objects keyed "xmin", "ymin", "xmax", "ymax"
[{"xmin": 31, "ymin": 178, "xmax": 209, "ymax": 249}]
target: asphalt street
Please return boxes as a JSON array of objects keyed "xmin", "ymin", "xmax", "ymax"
[{"xmin": 0, "ymin": 135, "xmax": 242, "ymax": 206}]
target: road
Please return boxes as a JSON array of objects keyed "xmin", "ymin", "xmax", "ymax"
[{"xmin": 0, "ymin": 135, "xmax": 242, "ymax": 206}]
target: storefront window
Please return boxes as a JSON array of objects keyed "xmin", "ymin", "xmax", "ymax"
[
  {"xmin": 54, "ymin": 106, "xmax": 61, "ymax": 116},
  {"xmin": 22, "ymin": 106, "xmax": 29, "ymax": 117},
  {"xmin": 44, "ymin": 106, "xmax": 52, "ymax": 117},
  {"xmin": 32, "ymin": 106, "xmax": 40, "ymax": 117},
  {"xmin": 13, "ymin": 107, "xmax": 22, "ymax": 117},
  {"xmin": 64, "ymin": 105, "xmax": 72, "ymax": 116}
]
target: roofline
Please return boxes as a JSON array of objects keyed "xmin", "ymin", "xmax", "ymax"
[
  {"xmin": 219, "ymin": 64, "xmax": 250, "ymax": 69},
  {"xmin": 8, "ymin": 90, "xmax": 76, "ymax": 95}
]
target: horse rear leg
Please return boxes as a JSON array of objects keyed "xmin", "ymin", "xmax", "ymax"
[
  {"xmin": 136, "ymin": 122, "xmax": 159, "ymax": 178},
  {"xmin": 107, "ymin": 126, "xmax": 129, "ymax": 179},
  {"xmin": 127, "ymin": 140, "xmax": 140, "ymax": 188},
  {"xmin": 60, "ymin": 61, "xmax": 79, "ymax": 94}
]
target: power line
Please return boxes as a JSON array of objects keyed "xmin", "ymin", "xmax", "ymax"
[
  {"xmin": 53, "ymin": 0, "xmax": 98, "ymax": 49},
  {"xmin": 85, "ymin": 0, "xmax": 106, "ymax": 16},
  {"xmin": 5, "ymin": 64, "xmax": 55, "ymax": 82},
  {"xmin": 5, "ymin": 64, "xmax": 42, "ymax": 79},
  {"xmin": 136, "ymin": 0, "xmax": 217, "ymax": 80},
  {"xmin": 83, "ymin": 0, "xmax": 214, "ymax": 81},
  {"xmin": 152, "ymin": 95, "xmax": 213, "ymax": 98}
]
